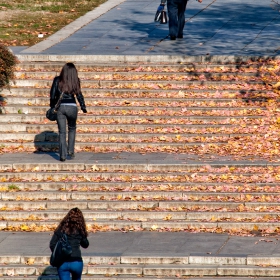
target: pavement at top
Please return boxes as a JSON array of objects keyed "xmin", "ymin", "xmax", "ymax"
[{"xmin": 9, "ymin": 0, "xmax": 280, "ymax": 57}]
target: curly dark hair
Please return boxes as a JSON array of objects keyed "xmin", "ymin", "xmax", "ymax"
[{"xmin": 56, "ymin": 207, "xmax": 88, "ymax": 237}]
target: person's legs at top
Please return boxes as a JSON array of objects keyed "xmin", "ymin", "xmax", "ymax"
[
  {"xmin": 68, "ymin": 261, "xmax": 83, "ymax": 280},
  {"xmin": 57, "ymin": 262, "xmax": 71, "ymax": 280},
  {"xmin": 65, "ymin": 105, "xmax": 77, "ymax": 158},
  {"xmin": 167, "ymin": 0, "xmax": 178, "ymax": 39},
  {"xmin": 177, "ymin": 0, "xmax": 188, "ymax": 38},
  {"xmin": 57, "ymin": 105, "xmax": 68, "ymax": 161}
]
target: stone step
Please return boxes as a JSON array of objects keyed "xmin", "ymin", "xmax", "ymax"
[
  {"xmin": 1, "ymin": 262, "xmax": 280, "ymax": 277},
  {"xmin": 0, "ymin": 199, "xmax": 278, "ymax": 211},
  {"xmin": 1, "ymin": 188, "xmax": 280, "ymax": 201},
  {"xmin": 0, "ymin": 209, "xmax": 278, "ymax": 222},
  {"xmin": 0, "ymin": 161, "xmax": 277, "ymax": 171},
  {"xmin": 0, "ymin": 123, "xmax": 265, "ymax": 134},
  {"xmin": 0, "ymin": 277, "xmax": 274, "ymax": 280},
  {"xmin": 0, "ymin": 190, "xmax": 279, "ymax": 201},
  {"xmin": 1, "ymin": 219, "xmax": 280, "ymax": 232},
  {"xmin": 0, "ymin": 141, "xmax": 216, "ymax": 153},
  {"xmin": 0, "ymin": 122, "xmax": 261, "ymax": 131},
  {"xmin": 15, "ymin": 61, "xmax": 268, "ymax": 72},
  {"xmin": 14, "ymin": 70, "xmax": 262, "ymax": 79},
  {"xmin": 0, "ymin": 160, "xmax": 280, "ymax": 171},
  {"xmin": 0, "ymin": 133, "xmax": 254, "ymax": 143},
  {"xmin": 4, "ymin": 96, "xmax": 268, "ymax": 106},
  {"xmin": 11, "ymin": 79, "xmax": 265, "ymax": 89},
  {"xmin": 3, "ymin": 105, "xmax": 266, "ymax": 116},
  {"xmin": 1, "ymin": 172, "xmax": 276, "ymax": 182},
  {"xmin": 0, "ymin": 113, "xmax": 265, "ymax": 124},
  {"xmin": 0, "ymin": 200, "xmax": 279, "ymax": 211},
  {"xmin": 0, "ymin": 181, "xmax": 278, "ymax": 192},
  {"xmin": 0, "ymin": 210, "xmax": 188, "ymax": 221},
  {"xmin": 2, "ymin": 88, "xmax": 271, "ymax": 99}
]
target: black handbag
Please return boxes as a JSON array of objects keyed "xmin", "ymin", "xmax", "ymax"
[
  {"xmin": 160, "ymin": 10, "xmax": 167, "ymax": 24},
  {"xmin": 154, "ymin": 9, "xmax": 168, "ymax": 24},
  {"xmin": 46, "ymin": 92, "xmax": 64, "ymax": 121},
  {"xmin": 46, "ymin": 108, "xmax": 57, "ymax": 121},
  {"xmin": 50, "ymin": 233, "xmax": 72, "ymax": 267}
]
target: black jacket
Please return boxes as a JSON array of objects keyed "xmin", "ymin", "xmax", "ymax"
[
  {"xmin": 50, "ymin": 231, "xmax": 89, "ymax": 262},
  {"xmin": 50, "ymin": 76, "xmax": 86, "ymax": 111}
]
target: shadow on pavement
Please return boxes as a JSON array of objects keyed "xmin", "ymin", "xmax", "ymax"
[{"xmin": 34, "ymin": 131, "xmax": 59, "ymax": 160}]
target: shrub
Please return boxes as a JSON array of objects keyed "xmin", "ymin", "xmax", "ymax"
[
  {"xmin": 0, "ymin": 44, "xmax": 18, "ymax": 113},
  {"xmin": 0, "ymin": 44, "xmax": 18, "ymax": 89}
]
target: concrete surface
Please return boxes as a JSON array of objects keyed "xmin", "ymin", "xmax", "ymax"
[
  {"xmin": 0, "ymin": 231, "xmax": 279, "ymax": 258},
  {"xmin": 9, "ymin": 0, "xmax": 280, "ymax": 57}
]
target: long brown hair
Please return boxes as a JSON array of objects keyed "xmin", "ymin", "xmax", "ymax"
[
  {"xmin": 58, "ymin": 62, "xmax": 81, "ymax": 95},
  {"xmin": 55, "ymin": 207, "xmax": 88, "ymax": 236}
]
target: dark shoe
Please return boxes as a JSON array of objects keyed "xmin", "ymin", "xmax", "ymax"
[
  {"xmin": 60, "ymin": 157, "xmax": 66, "ymax": 162},
  {"xmin": 68, "ymin": 153, "xmax": 75, "ymax": 159},
  {"xmin": 177, "ymin": 35, "xmax": 183, "ymax": 39},
  {"xmin": 170, "ymin": 36, "xmax": 176, "ymax": 40}
]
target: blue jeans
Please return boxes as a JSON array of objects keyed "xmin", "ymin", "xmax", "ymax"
[
  {"xmin": 57, "ymin": 261, "xmax": 83, "ymax": 280},
  {"xmin": 167, "ymin": 0, "xmax": 188, "ymax": 38},
  {"xmin": 57, "ymin": 105, "xmax": 78, "ymax": 159}
]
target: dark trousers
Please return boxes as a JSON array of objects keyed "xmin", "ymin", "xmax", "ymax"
[
  {"xmin": 167, "ymin": 0, "xmax": 188, "ymax": 38},
  {"xmin": 57, "ymin": 105, "xmax": 78, "ymax": 159}
]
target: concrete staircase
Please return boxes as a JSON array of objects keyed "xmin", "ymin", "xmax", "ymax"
[
  {"xmin": 2, "ymin": 254, "xmax": 280, "ymax": 280},
  {"xmin": 1, "ymin": 58, "xmax": 280, "ymax": 279}
]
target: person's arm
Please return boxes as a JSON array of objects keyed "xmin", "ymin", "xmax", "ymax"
[
  {"xmin": 50, "ymin": 77, "xmax": 58, "ymax": 108},
  {"xmin": 49, "ymin": 232, "xmax": 59, "ymax": 252},
  {"xmin": 76, "ymin": 93, "xmax": 87, "ymax": 113},
  {"xmin": 80, "ymin": 236, "xmax": 89, "ymax": 248}
]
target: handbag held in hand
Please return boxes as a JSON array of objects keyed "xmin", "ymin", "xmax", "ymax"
[
  {"xmin": 154, "ymin": 7, "xmax": 168, "ymax": 24},
  {"xmin": 50, "ymin": 233, "xmax": 72, "ymax": 267}
]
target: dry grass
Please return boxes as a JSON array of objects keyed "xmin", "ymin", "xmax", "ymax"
[{"xmin": 0, "ymin": 0, "xmax": 107, "ymax": 47}]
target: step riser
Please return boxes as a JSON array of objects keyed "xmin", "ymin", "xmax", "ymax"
[
  {"xmin": 14, "ymin": 62, "xmax": 265, "ymax": 71},
  {"xmin": 0, "ymin": 142, "xmax": 202, "ymax": 152},
  {"xmin": 0, "ymin": 211, "xmax": 277, "ymax": 221},
  {"xmin": 1, "ymin": 221, "xmax": 280, "ymax": 232},
  {"xmin": 0, "ymin": 181, "xmax": 277, "ymax": 191},
  {"xmin": 3, "ymin": 255, "xmax": 280, "ymax": 266},
  {"xmin": 1, "ymin": 265, "xmax": 280, "ymax": 277},
  {"xmin": 3, "ymin": 96, "xmax": 265, "ymax": 103},
  {"xmin": 12, "ymin": 79, "xmax": 264, "ymax": 87},
  {"xmin": 2, "ymin": 106, "xmax": 264, "ymax": 115},
  {"xmin": 2, "ymin": 88, "xmax": 270, "ymax": 100},
  {"xmin": 13, "ymin": 70, "xmax": 260, "ymax": 79},
  {"xmin": 0, "ymin": 191, "xmax": 279, "ymax": 200},
  {"xmin": 0, "ymin": 134, "xmax": 251, "ymax": 142},
  {"xmin": 0, "ymin": 201, "xmax": 254, "ymax": 211}
]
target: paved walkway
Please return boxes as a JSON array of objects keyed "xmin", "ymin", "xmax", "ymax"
[
  {"xmin": 0, "ymin": 152, "xmax": 274, "ymax": 166},
  {"xmin": 0, "ymin": 231, "xmax": 280, "ymax": 259},
  {"xmin": 10, "ymin": 0, "xmax": 280, "ymax": 57}
]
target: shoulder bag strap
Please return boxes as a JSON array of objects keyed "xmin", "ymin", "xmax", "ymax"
[{"xmin": 54, "ymin": 92, "xmax": 64, "ymax": 112}]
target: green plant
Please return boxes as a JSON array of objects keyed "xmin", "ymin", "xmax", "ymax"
[
  {"xmin": 8, "ymin": 184, "xmax": 20, "ymax": 191},
  {"xmin": 0, "ymin": 44, "xmax": 18, "ymax": 89}
]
